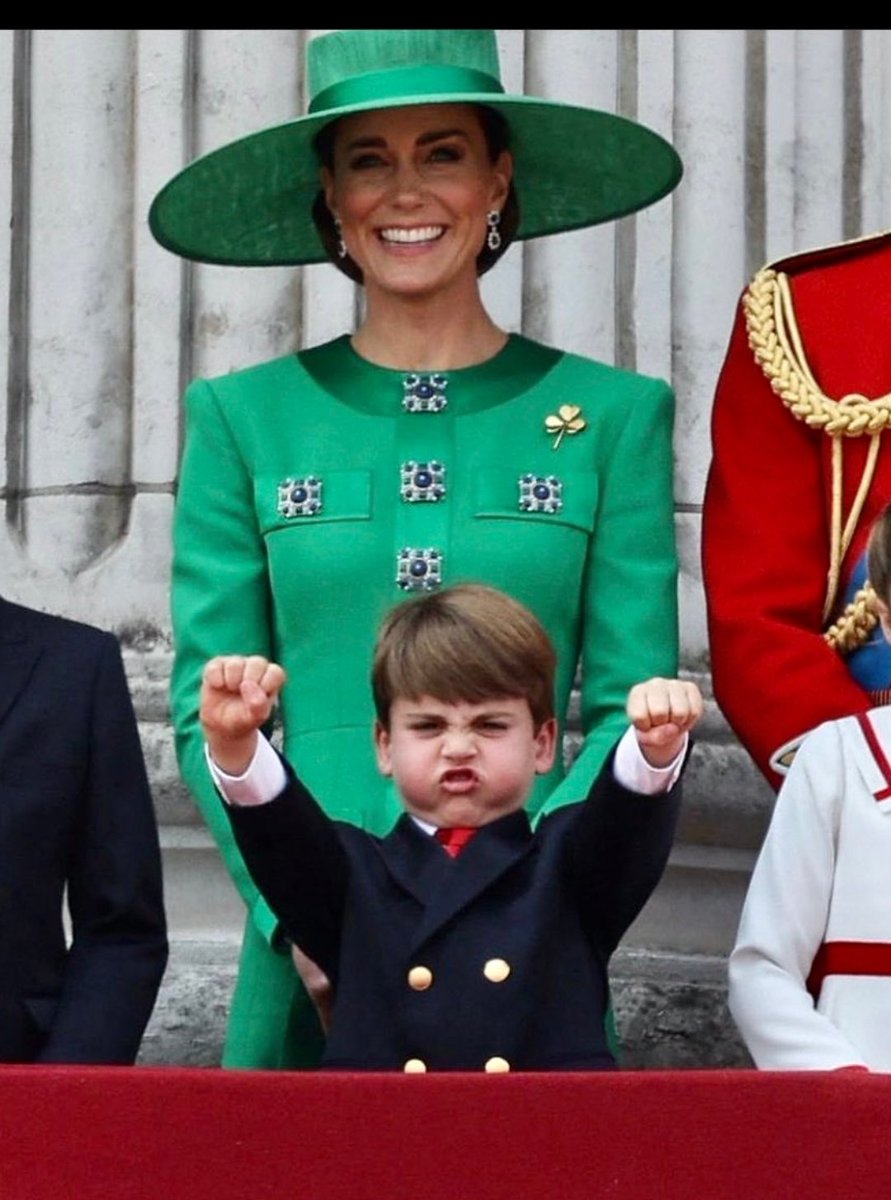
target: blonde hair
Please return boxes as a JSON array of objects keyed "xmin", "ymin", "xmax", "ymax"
[{"xmin": 372, "ymin": 584, "xmax": 556, "ymax": 729}]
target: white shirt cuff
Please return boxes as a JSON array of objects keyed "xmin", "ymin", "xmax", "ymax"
[
  {"xmin": 613, "ymin": 725, "xmax": 687, "ymax": 794},
  {"xmin": 205, "ymin": 736, "xmax": 287, "ymax": 806}
]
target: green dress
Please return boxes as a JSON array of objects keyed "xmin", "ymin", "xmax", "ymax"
[{"xmin": 171, "ymin": 333, "xmax": 679, "ymax": 1067}]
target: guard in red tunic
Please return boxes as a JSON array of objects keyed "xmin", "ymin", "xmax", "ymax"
[{"xmin": 702, "ymin": 229, "xmax": 891, "ymax": 790}]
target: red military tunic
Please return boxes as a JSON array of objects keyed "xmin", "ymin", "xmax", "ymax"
[{"xmin": 702, "ymin": 230, "xmax": 891, "ymax": 790}]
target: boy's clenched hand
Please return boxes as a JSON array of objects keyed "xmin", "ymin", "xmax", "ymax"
[
  {"xmin": 626, "ymin": 677, "xmax": 703, "ymax": 769},
  {"xmin": 200, "ymin": 655, "xmax": 287, "ymax": 776}
]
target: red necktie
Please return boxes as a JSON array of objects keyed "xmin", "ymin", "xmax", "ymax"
[{"xmin": 435, "ymin": 826, "xmax": 478, "ymax": 858}]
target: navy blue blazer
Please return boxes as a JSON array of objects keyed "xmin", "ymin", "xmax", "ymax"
[
  {"xmin": 0, "ymin": 598, "xmax": 168, "ymax": 1063},
  {"xmin": 226, "ymin": 747, "xmax": 682, "ymax": 1072}
]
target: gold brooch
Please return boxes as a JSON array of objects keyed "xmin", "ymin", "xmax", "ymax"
[{"xmin": 544, "ymin": 404, "xmax": 586, "ymax": 450}]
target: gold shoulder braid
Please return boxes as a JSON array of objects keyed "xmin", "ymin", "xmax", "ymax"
[
  {"xmin": 823, "ymin": 583, "xmax": 879, "ymax": 652},
  {"xmin": 743, "ymin": 266, "xmax": 891, "ymax": 650}
]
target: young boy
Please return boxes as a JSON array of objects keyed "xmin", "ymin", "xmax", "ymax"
[
  {"xmin": 201, "ymin": 584, "xmax": 701, "ymax": 1072},
  {"xmin": 728, "ymin": 500, "xmax": 891, "ymax": 1072}
]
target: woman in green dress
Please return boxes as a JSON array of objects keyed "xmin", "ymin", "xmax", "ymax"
[{"xmin": 149, "ymin": 27, "xmax": 683, "ymax": 1069}]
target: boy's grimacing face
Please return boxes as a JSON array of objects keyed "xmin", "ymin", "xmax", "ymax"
[{"xmin": 374, "ymin": 694, "xmax": 557, "ymax": 828}]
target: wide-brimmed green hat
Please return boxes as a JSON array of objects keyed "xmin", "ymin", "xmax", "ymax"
[{"xmin": 149, "ymin": 29, "xmax": 683, "ymax": 266}]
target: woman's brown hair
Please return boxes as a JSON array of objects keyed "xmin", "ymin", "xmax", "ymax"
[{"xmin": 867, "ymin": 500, "xmax": 891, "ymax": 605}]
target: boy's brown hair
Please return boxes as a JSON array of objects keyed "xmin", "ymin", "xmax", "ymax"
[
  {"xmin": 371, "ymin": 584, "xmax": 556, "ymax": 729},
  {"xmin": 868, "ymin": 500, "xmax": 891, "ymax": 605}
]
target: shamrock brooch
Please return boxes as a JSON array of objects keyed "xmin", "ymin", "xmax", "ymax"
[{"xmin": 545, "ymin": 404, "xmax": 587, "ymax": 450}]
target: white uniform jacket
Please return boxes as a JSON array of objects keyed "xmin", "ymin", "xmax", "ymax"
[{"xmin": 728, "ymin": 706, "xmax": 891, "ymax": 1071}]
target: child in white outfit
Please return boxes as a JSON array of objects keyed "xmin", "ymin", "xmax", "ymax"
[{"xmin": 729, "ymin": 499, "xmax": 891, "ymax": 1071}]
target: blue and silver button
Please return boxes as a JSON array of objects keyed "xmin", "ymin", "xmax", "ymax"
[
  {"xmin": 403, "ymin": 373, "xmax": 448, "ymax": 413},
  {"xmin": 401, "ymin": 460, "xmax": 446, "ymax": 503},
  {"xmin": 277, "ymin": 475, "xmax": 323, "ymax": 518},
  {"xmin": 397, "ymin": 548, "xmax": 443, "ymax": 591},
  {"xmin": 518, "ymin": 473, "xmax": 563, "ymax": 514}
]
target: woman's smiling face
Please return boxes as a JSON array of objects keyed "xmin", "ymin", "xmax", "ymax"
[{"xmin": 322, "ymin": 102, "xmax": 512, "ymax": 303}]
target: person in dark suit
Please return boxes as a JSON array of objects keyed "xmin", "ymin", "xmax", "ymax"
[
  {"xmin": 0, "ymin": 596, "xmax": 168, "ymax": 1063},
  {"xmin": 199, "ymin": 584, "xmax": 700, "ymax": 1072}
]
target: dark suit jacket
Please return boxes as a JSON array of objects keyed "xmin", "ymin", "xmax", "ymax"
[
  {"xmin": 227, "ymin": 748, "xmax": 682, "ymax": 1071},
  {"xmin": 0, "ymin": 597, "xmax": 168, "ymax": 1063}
]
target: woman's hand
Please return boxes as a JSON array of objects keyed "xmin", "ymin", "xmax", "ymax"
[
  {"xmin": 626, "ymin": 677, "xmax": 703, "ymax": 769},
  {"xmin": 200, "ymin": 655, "xmax": 287, "ymax": 776},
  {"xmin": 291, "ymin": 945, "xmax": 335, "ymax": 1035}
]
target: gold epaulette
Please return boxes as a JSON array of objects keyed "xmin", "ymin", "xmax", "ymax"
[
  {"xmin": 742, "ymin": 265, "xmax": 890, "ymax": 627},
  {"xmin": 744, "ymin": 267, "xmax": 891, "ymax": 436}
]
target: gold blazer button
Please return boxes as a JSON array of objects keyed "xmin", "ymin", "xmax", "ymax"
[
  {"xmin": 407, "ymin": 965, "xmax": 434, "ymax": 991},
  {"xmin": 483, "ymin": 958, "xmax": 511, "ymax": 983},
  {"xmin": 484, "ymin": 1056, "xmax": 511, "ymax": 1073}
]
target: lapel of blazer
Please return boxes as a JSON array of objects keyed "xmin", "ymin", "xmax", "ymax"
[
  {"xmin": 380, "ymin": 810, "xmax": 536, "ymax": 953},
  {"xmin": 0, "ymin": 599, "xmax": 43, "ymax": 731}
]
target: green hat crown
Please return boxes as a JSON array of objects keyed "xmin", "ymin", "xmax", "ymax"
[
  {"xmin": 307, "ymin": 28, "xmax": 504, "ymax": 112},
  {"xmin": 148, "ymin": 29, "xmax": 683, "ymax": 267}
]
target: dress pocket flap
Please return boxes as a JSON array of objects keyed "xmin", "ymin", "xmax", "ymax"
[
  {"xmin": 473, "ymin": 468, "xmax": 598, "ymax": 533},
  {"xmin": 256, "ymin": 470, "xmax": 372, "ymax": 534}
]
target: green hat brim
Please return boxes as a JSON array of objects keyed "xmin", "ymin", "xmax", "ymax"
[{"xmin": 148, "ymin": 92, "xmax": 682, "ymax": 267}]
